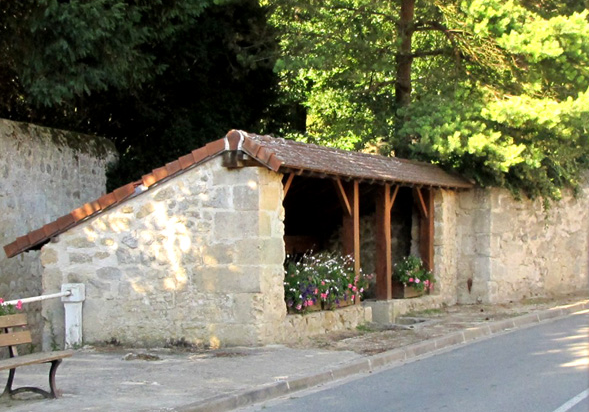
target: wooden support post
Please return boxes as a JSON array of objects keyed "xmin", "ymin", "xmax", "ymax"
[
  {"xmin": 375, "ymin": 184, "xmax": 396, "ymax": 300},
  {"xmin": 338, "ymin": 180, "xmax": 360, "ymax": 275},
  {"xmin": 415, "ymin": 187, "xmax": 434, "ymax": 272}
]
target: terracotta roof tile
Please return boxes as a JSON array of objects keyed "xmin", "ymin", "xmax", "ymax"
[
  {"xmin": 42, "ymin": 221, "xmax": 60, "ymax": 238},
  {"xmin": 71, "ymin": 206, "xmax": 88, "ymax": 222},
  {"xmin": 113, "ymin": 183, "xmax": 135, "ymax": 202},
  {"xmin": 56, "ymin": 214, "xmax": 76, "ymax": 231},
  {"xmin": 267, "ymin": 153, "xmax": 283, "ymax": 172},
  {"xmin": 206, "ymin": 139, "xmax": 225, "ymax": 156},
  {"xmin": 97, "ymin": 193, "xmax": 117, "ymax": 209},
  {"xmin": 166, "ymin": 160, "xmax": 182, "ymax": 176},
  {"xmin": 142, "ymin": 173, "xmax": 157, "ymax": 188},
  {"xmin": 152, "ymin": 166, "xmax": 169, "ymax": 182},
  {"xmin": 28, "ymin": 228, "xmax": 46, "ymax": 245},
  {"xmin": 179, "ymin": 153, "xmax": 196, "ymax": 170},
  {"xmin": 4, "ymin": 129, "xmax": 472, "ymax": 258},
  {"xmin": 242, "ymin": 138, "xmax": 261, "ymax": 156},
  {"xmin": 226, "ymin": 130, "xmax": 242, "ymax": 150},
  {"xmin": 256, "ymin": 146, "xmax": 273, "ymax": 164},
  {"xmin": 192, "ymin": 147, "xmax": 209, "ymax": 163},
  {"xmin": 3, "ymin": 241, "xmax": 18, "ymax": 258},
  {"xmin": 16, "ymin": 236, "xmax": 30, "ymax": 250}
]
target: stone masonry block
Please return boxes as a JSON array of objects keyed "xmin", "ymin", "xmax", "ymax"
[
  {"xmin": 201, "ymin": 186, "xmax": 232, "ymax": 209},
  {"xmin": 197, "ymin": 266, "xmax": 262, "ymax": 293},
  {"xmin": 259, "ymin": 184, "xmax": 283, "ymax": 211},
  {"xmin": 235, "ymin": 238, "xmax": 284, "ymax": 265},
  {"xmin": 233, "ymin": 185, "xmax": 259, "ymax": 210},
  {"xmin": 202, "ymin": 243, "xmax": 235, "ymax": 265},
  {"xmin": 213, "ymin": 211, "xmax": 259, "ymax": 239}
]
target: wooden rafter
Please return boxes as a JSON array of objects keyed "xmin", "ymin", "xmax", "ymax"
[
  {"xmin": 283, "ymin": 173, "xmax": 295, "ymax": 198},
  {"xmin": 414, "ymin": 187, "xmax": 428, "ymax": 218},
  {"xmin": 333, "ymin": 178, "xmax": 352, "ymax": 216},
  {"xmin": 389, "ymin": 185, "xmax": 400, "ymax": 213}
]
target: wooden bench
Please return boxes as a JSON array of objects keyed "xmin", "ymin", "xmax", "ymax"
[{"xmin": 0, "ymin": 313, "xmax": 73, "ymax": 399}]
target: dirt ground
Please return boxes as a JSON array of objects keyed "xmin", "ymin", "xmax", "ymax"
[{"xmin": 285, "ymin": 292, "xmax": 589, "ymax": 355}]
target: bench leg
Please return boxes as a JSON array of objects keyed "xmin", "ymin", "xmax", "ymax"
[
  {"xmin": 47, "ymin": 359, "xmax": 62, "ymax": 398},
  {"xmin": 1, "ymin": 368, "xmax": 16, "ymax": 398},
  {"xmin": 1, "ymin": 359, "xmax": 63, "ymax": 399}
]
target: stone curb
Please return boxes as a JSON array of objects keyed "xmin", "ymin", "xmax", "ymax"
[{"xmin": 172, "ymin": 300, "xmax": 589, "ymax": 412}]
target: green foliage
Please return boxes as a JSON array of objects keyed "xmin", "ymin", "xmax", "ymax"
[
  {"xmin": 268, "ymin": 0, "xmax": 589, "ymax": 201},
  {"xmin": 1, "ymin": 0, "xmax": 283, "ymax": 188},
  {"xmin": 0, "ymin": 298, "xmax": 22, "ymax": 316},
  {"xmin": 8, "ymin": 0, "xmax": 209, "ymax": 107},
  {"xmin": 392, "ymin": 256, "xmax": 434, "ymax": 293}
]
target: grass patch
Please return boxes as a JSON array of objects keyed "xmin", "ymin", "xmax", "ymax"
[{"xmin": 407, "ymin": 308, "xmax": 444, "ymax": 317}]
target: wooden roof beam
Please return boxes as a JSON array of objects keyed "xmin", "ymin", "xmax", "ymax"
[
  {"xmin": 333, "ymin": 178, "xmax": 352, "ymax": 216},
  {"xmin": 283, "ymin": 173, "xmax": 295, "ymax": 198}
]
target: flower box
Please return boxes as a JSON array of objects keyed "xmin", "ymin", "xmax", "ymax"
[
  {"xmin": 322, "ymin": 294, "xmax": 360, "ymax": 310},
  {"xmin": 284, "ymin": 251, "xmax": 368, "ymax": 314},
  {"xmin": 392, "ymin": 281, "xmax": 424, "ymax": 299}
]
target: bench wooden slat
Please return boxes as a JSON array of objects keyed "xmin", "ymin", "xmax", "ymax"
[
  {"xmin": 0, "ymin": 350, "xmax": 74, "ymax": 371},
  {"xmin": 0, "ymin": 314, "xmax": 27, "ymax": 328},
  {"xmin": 0, "ymin": 330, "xmax": 32, "ymax": 348}
]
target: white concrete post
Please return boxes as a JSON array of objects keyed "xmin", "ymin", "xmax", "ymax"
[{"xmin": 61, "ymin": 283, "xmax": 85, "ymax": 349}]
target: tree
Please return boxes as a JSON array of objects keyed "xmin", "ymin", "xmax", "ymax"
[
  {"xmin": 267, "ymin": 0, "xmax": 589, "ymax": 201},
  {"xmin": 0, "ymin": 0, "xmax": 282, "ymax": 189}
]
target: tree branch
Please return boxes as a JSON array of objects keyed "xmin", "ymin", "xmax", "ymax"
[
  {"xmin": 322, "ymin": 5, "xmax": 397, "ymax": 21},
  {"xmin": 406, "ymin": 48, "xmax": 454, "ymax": 58}
]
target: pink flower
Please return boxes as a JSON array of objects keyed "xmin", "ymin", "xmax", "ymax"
[
  {"xmin": 296, "ymin": 304, "xmax": 302, "ymax": 310},
  {"xmin": 352, "ymin": 286, "xmax": 357, "ymax": 292},
  {"xmin": 424, "ymin": 280, "xmax": 430, "ymax": 287},
  {"xmin": 16, "ymin": 301, "xmax": 22, "ymax": 310},
  {"xmin": 321, "ymin": 281, "xmax": 325, "ymax": 285},
  {"xmin": 409, "ymin": 278, "xmax": 414, "ymax": 283},
  {"xmin": 0, "ymin": 298, "xmax": 3, "ymax": 304},
  {"xmin": 351, "ymin": 294, "xmax": 355, "ymax": 301},
  {"xmin": 348, "ymin": 283, "xmax": 353, "ymax": 289},
  {"xmin": 359, "ymin": 288, "xmax": 364, "ymax": 293},
  {"xmin": 415, "ymin": 279, "xmax": 421, "ymax": 284},
  {"xmin": 314, "ymin": 288, "xmax": 319, "ymax": 295}
]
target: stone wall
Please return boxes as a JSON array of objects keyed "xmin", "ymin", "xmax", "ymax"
[
  {"xmin": 456, "ymin": 185, "xmax": 589, "ymax": 304},
  {"xmin": 433, "ymin": 190, "xmax": 459, "ymax": 305},
  {"xmin": 40, "ymin": 157, "xmax": 286, "ymax": 349},
  {"xmin": 282, "ymin": 305, "xmax": 372, "ymax": 343},
  {"xmin": 0, "ymin": 118, "xmax": 116, "ymax": 346}
]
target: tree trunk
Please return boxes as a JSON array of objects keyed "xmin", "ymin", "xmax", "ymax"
[
  {"xmin": 394, "ymin": 0, "xmax": 416, "ymax": 155},
  {"xmin": 395, "ymin": 0, "xmax": 415, "ymax": 108}
]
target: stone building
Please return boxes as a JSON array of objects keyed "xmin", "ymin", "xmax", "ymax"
[{"xmin": 4, "ymin": 130, "xmax": 588, "ymax": 349}]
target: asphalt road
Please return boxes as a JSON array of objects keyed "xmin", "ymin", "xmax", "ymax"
[{"xmin": 240, "ymin": 311, "xmax": 589, "ymax": 412}]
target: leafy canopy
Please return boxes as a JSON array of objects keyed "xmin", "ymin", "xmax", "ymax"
[
  {"xmin": 1, "ymin": 0, "xmax": 282, "ymax": 189},
  {"xmin": 268, "ymin": 0, "xmax": 589, "ymax": 201}
]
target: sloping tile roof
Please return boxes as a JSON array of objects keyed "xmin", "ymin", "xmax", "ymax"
[
  {"xmin": 239, "ymin": 132, "xmax": 472, "ymax": 189},
  {"xmin": 4, "ymin": 130, "xmax": 472, "ymax": 258}
]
